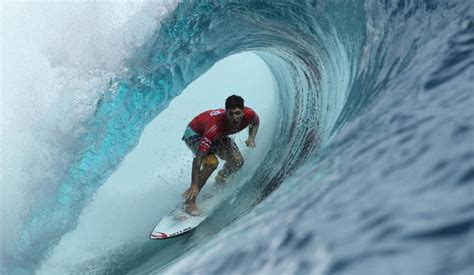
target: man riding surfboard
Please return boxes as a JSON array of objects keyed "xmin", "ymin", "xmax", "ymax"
[{"xmin": 182, "ymin": 95, "xmax": 260, "ymax": 216}]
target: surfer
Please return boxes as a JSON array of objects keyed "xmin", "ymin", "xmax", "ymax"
[{"xmin": 181, "ymin": 95, "xmax": 260, "ymax": 216}]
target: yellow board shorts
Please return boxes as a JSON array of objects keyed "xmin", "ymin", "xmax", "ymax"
[{"xmin": 182, "ymin": 127, "xmax": 219, "ymax": 166}]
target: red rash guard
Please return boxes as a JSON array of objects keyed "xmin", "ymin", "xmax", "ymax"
[{"xmin": 188, "ymin": 107, "xmax": 259, "ymax": 152}]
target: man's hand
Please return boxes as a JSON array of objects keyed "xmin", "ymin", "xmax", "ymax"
[
  {"xmin": 182, "ymin": 185, "xmax": 200, "ymax": 202},
  {"xmin": 245, "ymin": 138, "xmax": 256, "ymax": 148},
  {"xmin": 247, "ymin": 123, "xmax": 258, "ymax": 148}
]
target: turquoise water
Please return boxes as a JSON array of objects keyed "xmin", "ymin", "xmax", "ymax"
[{"xmin": 2, "ymin": 1, "xmax": 473, "ymax": 274}]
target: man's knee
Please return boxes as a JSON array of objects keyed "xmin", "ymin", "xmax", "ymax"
[{"xmin": 203, "ymin": 154, "xmax": 219, "ymax": 170}]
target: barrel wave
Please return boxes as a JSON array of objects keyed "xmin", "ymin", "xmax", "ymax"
[{"xmin": 2, "ymin": 0, "xmax": 473, "ymax": 274}]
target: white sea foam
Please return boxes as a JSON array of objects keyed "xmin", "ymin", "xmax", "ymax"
[{"xmin": 1, "ymin": 0, "xmax": 178, "ymax": 264}]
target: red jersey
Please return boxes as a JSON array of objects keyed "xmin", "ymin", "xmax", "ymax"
[{"xmin": 188, "ymin": 107, "xmax": 259, "ymax": 152}]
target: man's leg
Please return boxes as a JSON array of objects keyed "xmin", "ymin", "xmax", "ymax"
[
  {"xmin": 198, "ymin": 154, "xmax": 219, "ymax": 190},
  {"xmin": 183, "ymin": 132, "xmax": 218, "ymax": 215},
  {"xmin": 216, "ymin": 138, "xmax": 244, "ymax": 183},
  {"xmin": 184, "ymin": 154, "xmax": 218, "ymax": 215}
]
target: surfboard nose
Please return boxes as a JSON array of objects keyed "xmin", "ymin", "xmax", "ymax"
[{"xmin": 150, "ymin": 232, "xmax": 168, "ymax": 239}]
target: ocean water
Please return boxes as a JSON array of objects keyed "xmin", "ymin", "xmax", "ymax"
[{"xmin": 1, "ymin": 0, "xmax": 473, "ymax": 274}]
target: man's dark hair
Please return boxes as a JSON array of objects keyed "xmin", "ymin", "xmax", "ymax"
[{"xmin": 225, "ymin": 95, "xmax": 244, "ymax": 110}]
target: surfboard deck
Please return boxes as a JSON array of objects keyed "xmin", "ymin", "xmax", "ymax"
[{"xmin": 149, "ymin": 187, "xmax": 220, "ymax": 240}]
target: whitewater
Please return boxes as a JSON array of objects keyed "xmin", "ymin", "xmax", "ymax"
[{"xmin": 1, "ymin": 0, "xmax": 473, "ymax": 274}]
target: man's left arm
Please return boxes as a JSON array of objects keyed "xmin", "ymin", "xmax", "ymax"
[{"xmin": 246, "ymin": 122, "xmax": 259, "ymax": 148}]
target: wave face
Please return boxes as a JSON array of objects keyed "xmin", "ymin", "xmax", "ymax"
[{"xmin": 3, "ymin": 0, "xmax": 473, "ymax": 274}]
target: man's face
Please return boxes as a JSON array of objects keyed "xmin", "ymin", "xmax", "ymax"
[{"xmin": 226, "ymin": 107, "xmax": 244, "ymax": 127}]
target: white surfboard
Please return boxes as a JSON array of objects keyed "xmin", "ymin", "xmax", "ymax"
[
  {"xmin": 149, "ymin": 207, "xmax": 207, "ymax": 240},
  {"xmin": 149, "ymin": 187, "xmax": 221, "ymax": 240}
]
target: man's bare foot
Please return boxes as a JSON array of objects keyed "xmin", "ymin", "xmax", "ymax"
[{"xmin": 183, "ymin": 202, "xmax": 202, "ymax": 216}]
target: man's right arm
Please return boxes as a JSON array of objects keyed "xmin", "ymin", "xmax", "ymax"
[{"xmin": 191, "ymin": 150, "xmax": 206, "ymax": 187}]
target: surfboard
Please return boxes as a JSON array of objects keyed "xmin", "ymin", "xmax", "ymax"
[
  {"xmin": 149, "ymin": 207, "xmax": 207, "ymax": 240},
  {"xmin": 149, "ymin": 187, "xmax": 220, "ymax": 240}
]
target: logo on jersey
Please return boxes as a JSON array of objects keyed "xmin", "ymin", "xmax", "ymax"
[
  {"xmin": 201, "ymin": 137, "xmax": 212, "ymax": 150},
  {"xmin": 209, "ymin": 110, "xmax": 224, "ymax": 116}
]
